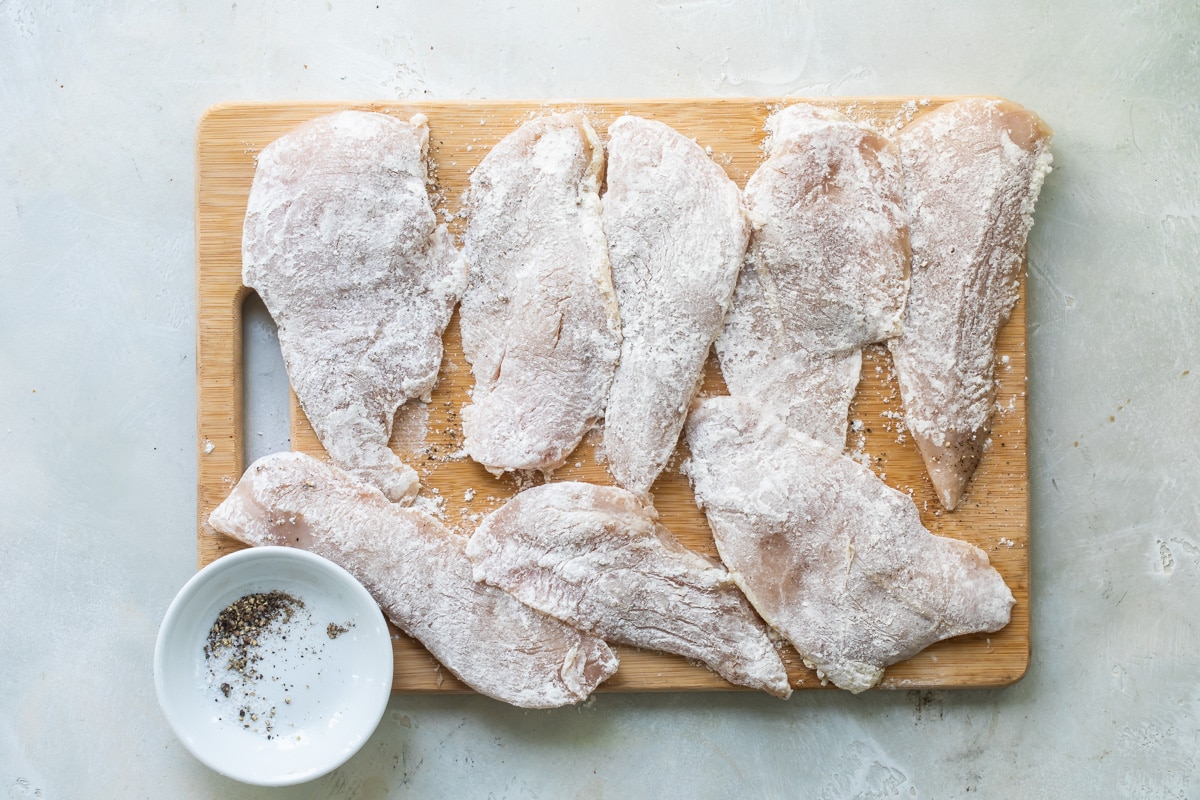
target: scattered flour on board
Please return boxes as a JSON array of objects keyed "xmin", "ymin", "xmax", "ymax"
[
  {"xmin": 412, "ymin": 492, "xmax": 446, "ymax": 519},
  {"xmin": 883, "ymin": 99, "xmax": 921, "ymax": 137}
]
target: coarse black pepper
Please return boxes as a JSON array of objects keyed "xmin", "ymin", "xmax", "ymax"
[{"xmin": 204, "ymin": 591, "xmax": 304, "ymax": 682}]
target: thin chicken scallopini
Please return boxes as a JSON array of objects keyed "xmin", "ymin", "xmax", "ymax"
[
  {"xmin": 467, "ymin": 481, "xmax": 792, "ymax": 698},
  {"xmin": 242, "ymin": 111, "xmax": 466, "ymax": 502},
  {"xmin": 889, "ymin": 98, "xmax": 1052, "ymax": 510},
  {"xmin": 460, "ymin": 113, "xmax": 621, "ymax": 475},
  {"xmin": 716, "ymin": 103, "xmax": 910, "ymax": 448},
  {"xmin": 601, "ymin": 115, "xmax": 751, "ymax": 495},
  {"xmin": 685, "ymin": 396, "xmax": 1014, "ymax": 693}
]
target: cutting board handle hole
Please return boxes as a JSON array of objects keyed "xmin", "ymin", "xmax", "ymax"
[{"xmin": 242, "ymin": 291, "xmax": 291, "ymax": 464}]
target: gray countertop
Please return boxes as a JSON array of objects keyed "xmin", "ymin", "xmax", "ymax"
[{"xmin": 3, "ymin": 1, "xmax": 1197, "ymax": 797}]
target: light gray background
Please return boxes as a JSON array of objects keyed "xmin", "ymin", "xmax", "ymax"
[{"xmin": 2, "ymin": 1, "xmax": 1197, "ymax": 797}]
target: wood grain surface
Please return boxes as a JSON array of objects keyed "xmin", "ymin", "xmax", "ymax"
[{"xmin": 196, "ymin": 98, "xmax": 1030, "ymax": 695}]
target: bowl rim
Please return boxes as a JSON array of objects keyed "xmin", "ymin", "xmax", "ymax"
[{"xmin": 154, "ymin": 545, "xmax": 393, "ymax": 786}]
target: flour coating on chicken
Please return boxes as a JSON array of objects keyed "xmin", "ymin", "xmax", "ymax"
[
  {"xmin": 600, "ymin": 116, "xmax": 751, "ymax": 494},
  {"xmin": 466, "ymin": 481, "xmax": 791, "ymax": 697},
  {"xmin": 209, "ymin": 452, "xmax": 618, "ymax": 708},
  {"xmin": 888, "ymin": 98, "xmax": 1052, "ymax": 510},
  {"xmin": 460, "ymin": 114, "xmax": 621, "ymax": 475},
  {"xmin": 243, "ymin": 111, "xmax": 466, "ymax": 502},
  {"xmin": 685, "ymin": 397, "xmax": 1014, "ymax": 693},
  {"xmin": 716, "ymin": 104, "xmax": 909, "ymax": 448}
]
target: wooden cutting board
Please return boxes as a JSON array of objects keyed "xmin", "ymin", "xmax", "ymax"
[{"xmin": 196, "ymin": 98, "xmax": 1030, "ymax": 693}]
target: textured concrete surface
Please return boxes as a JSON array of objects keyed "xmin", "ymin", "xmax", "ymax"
[{"xmin": 2, "ymin": 1, "xmax": 1198, "ymax": 797}]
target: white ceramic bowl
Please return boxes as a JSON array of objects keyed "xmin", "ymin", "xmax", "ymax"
[{"xmin": 154, "ymin": 546, "xmax": 393, "ymax": 786}]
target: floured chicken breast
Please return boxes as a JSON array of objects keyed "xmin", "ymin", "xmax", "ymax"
[
  {"xmin": 243, "ymin": 111, "xmax": 467, "ymax": 502},
  {"xmin": 460, "ymin": 114, "xmax": 621, "ymax": 474},
  {"xmin": 601, "ymin": 115, "xmax": 751, "ymax": 495},
  {"xmin": 889, "ymin": 98, "xmax": 1052, "ymax": 510},
  {"xmin": 209, "ymin": 452, "xmax": 618, "ymax": 708},
  {"xmin": 466, "ymin": 481, "xmax": 791, "ymax": 698},
  {"xmin": 685, "ymin": 396, "xmax": 1014, "ymax": 693},
  {"xmin": 716, "ymin": 104, "xmax": 910, "ymax": 448}
]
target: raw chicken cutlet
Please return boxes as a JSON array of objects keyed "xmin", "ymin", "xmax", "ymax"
[
  {"xmin": 460, "ymin": 113, "xmax": 621, "ymax": 475},
  {"xmin": 242, "ymin": 111, "xmax": 466, "ymax": 503},
  {"xmin": 209, "ymin": 452, "xmax": 619, "ymax": 708},
  {"xmin": 889, "ymin": 98, "xmax": 1052, "ymax": 510},
  {"xmin": 684, "ymin": 396, "xmax": 1014, "ymax": 693},
  {"xmin": 601, "ymin": 115, "xmax": 751, "ymax": 495},
  {"xmin": 467, "ymin": 481, "xmax": 791, "ymax": 698},
  {"xmin": 716, "ymin": 103, "xmax": 910, "ymax": 448}
]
